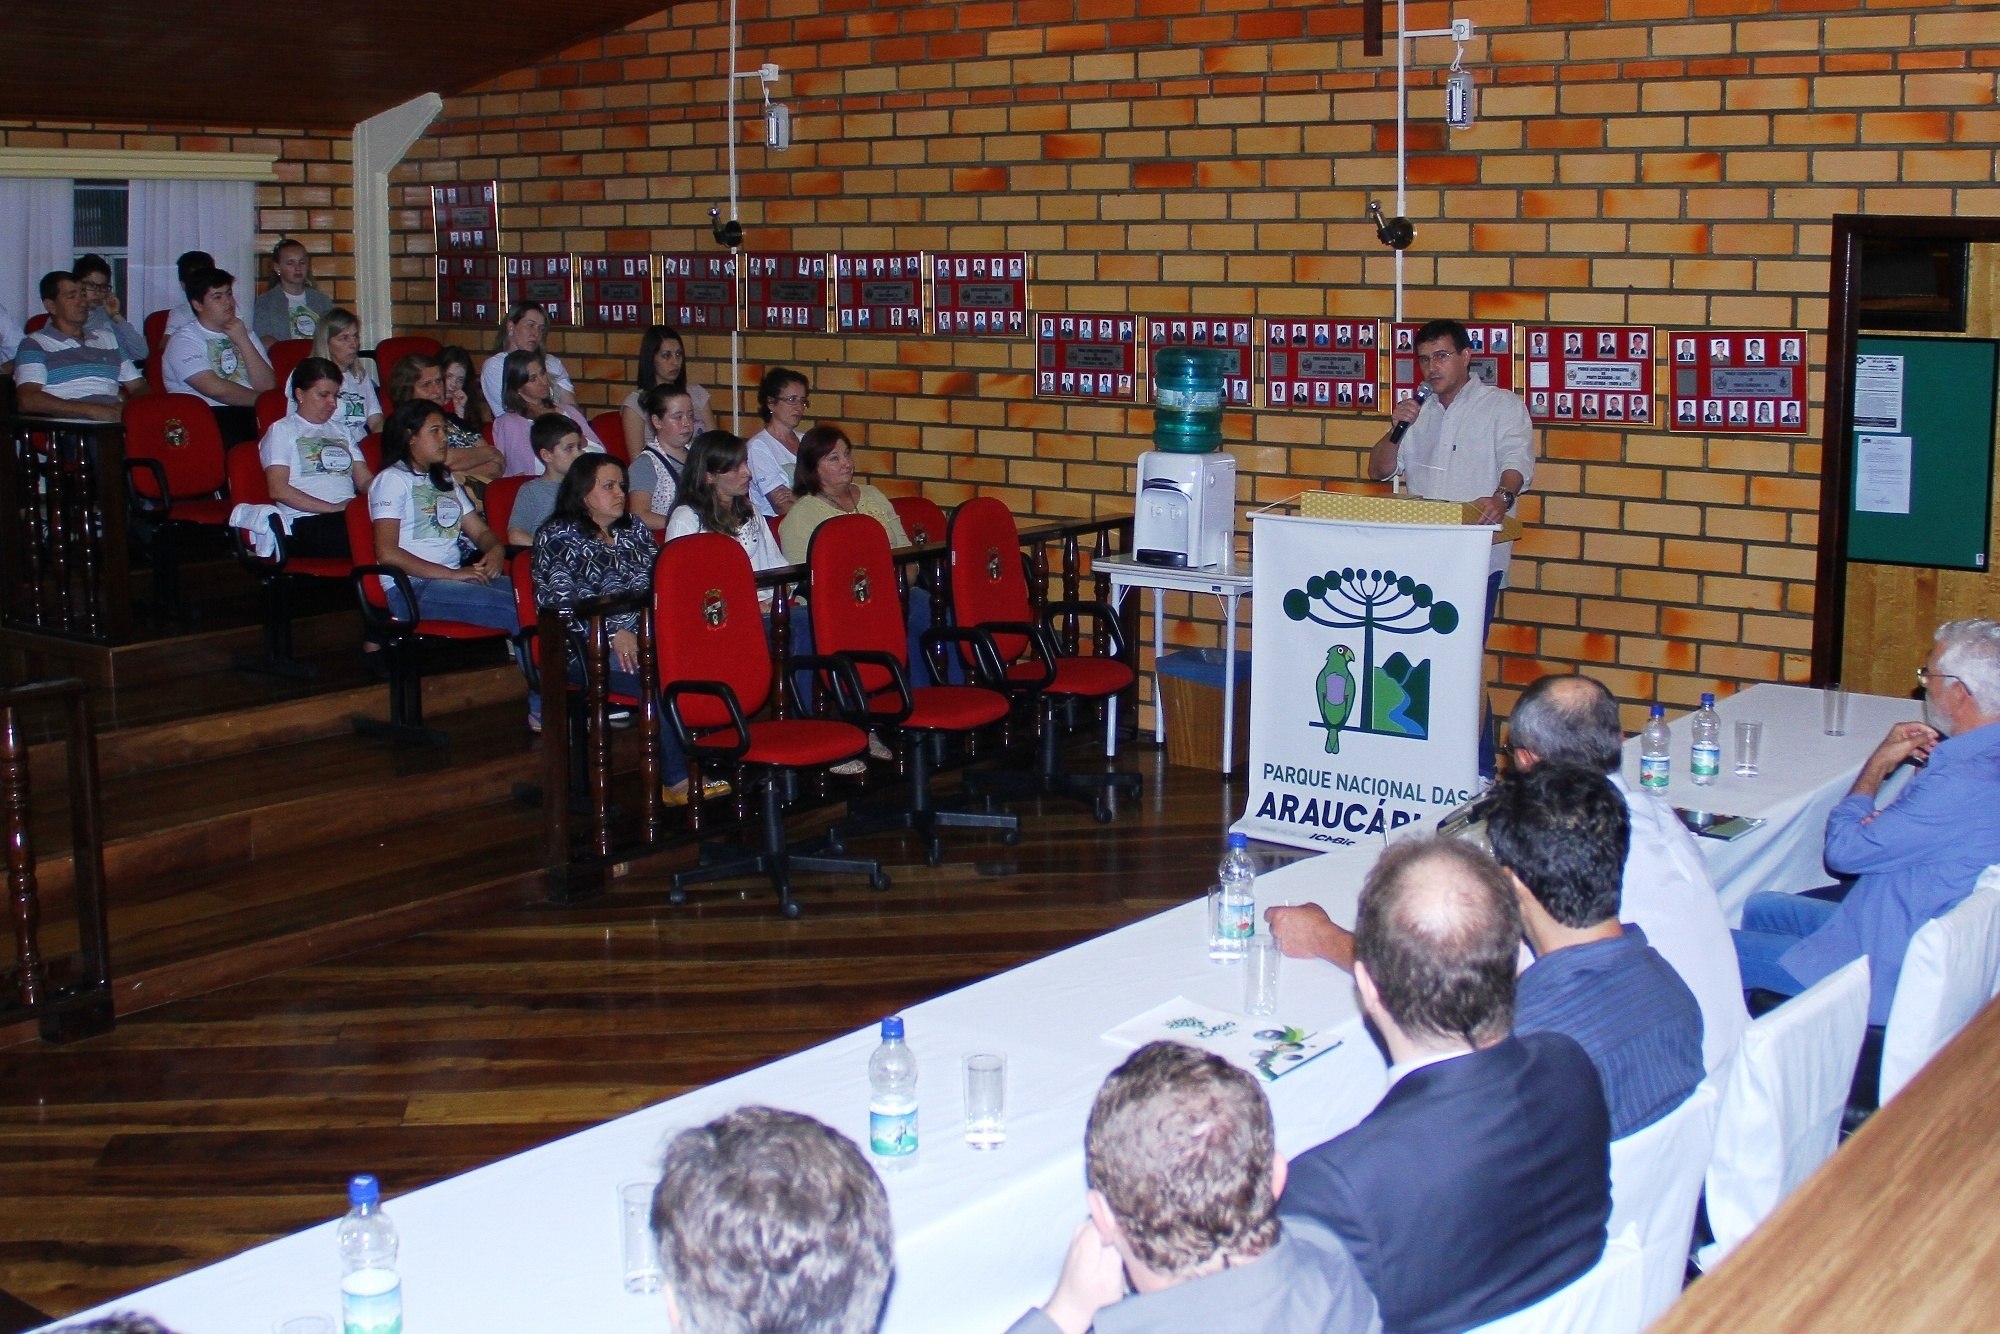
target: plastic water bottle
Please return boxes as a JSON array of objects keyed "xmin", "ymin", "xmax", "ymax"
[
  {"xmin": 867, "ymin": 1016, "xmax": 918, "ymax": 1161},
  {"xmin": 1211, "ymin": 832, "xmax": 1257, "ymax": 960},
  {"xmin": 1690, "ymin": 693, "xmax": 1721, "ymax": 787},
  {"xmin": 1640, "ymin": 705, "xmax": 1671, "ymax": 792},
  {"xmin": 338, "ymin": 1174, "xmax": 401, "ymax": 1334}
]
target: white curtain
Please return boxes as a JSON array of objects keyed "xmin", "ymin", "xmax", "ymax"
[
  {"xmin": 128, "ymin": 179, "xmax": 255, "ymax": 324},
  {"xmin": 0, "ymin": 177, "xmax": 76, "ymax": 329}
]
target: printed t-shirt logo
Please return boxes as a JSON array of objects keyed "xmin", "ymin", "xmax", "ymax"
[
  {"xmin": 299, "ymin": 433, "xmax": 353, "ymax": 477},
  {"xmin": 289, "ymin": 303, "xmax": 318, "ymax": 338},
  {"xmin": 413, "ymin": 481, "xmax": 463, "ymax": 540},
  {"xmin": 206, "ymin": 335, "xmax": 244, "ymax": 385}
]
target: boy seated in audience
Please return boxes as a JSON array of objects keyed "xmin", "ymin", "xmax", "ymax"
[
  {"xmin": 651, "ymin": 1106, "xmax": 892, "ymax": 1334},
  {"xmin": 13, "ymin": 270, "xmax": 147, "ymax": 422},
  {"xmin": 1010, "ymin": 1041, "xmax": 1376, "ymax": 1334},
  {"xmin": 74, "ymin": 253, "xmax": 148, "ymax": 362},
  {"xmin": 160, "ymin": 266, "xmax": 275, "ymax": 445},
  {"xmin": 251, "ymin": 237, "xmax": 333, "ymax": 348},
  {"xmin": 506, "ymin": 415, "xmax": 587, "ymax": 547},
  {"xmin": 1485, "ymin": 762, "xmax": 1705, "ymax": 1140}
]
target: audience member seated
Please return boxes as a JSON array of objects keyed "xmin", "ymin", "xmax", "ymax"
[
  {"xmin": 74, "ymin": 253, "xmax": 147, "ymax": 362},
  {"xmin": 159, "ymin": 249, "xmax": 214, "ymax": 342},
  {"xmin": 493, "ymin": 349, "xmax": 603, "ymax": 477},
  {"xmin": 1733, "ymin": 617, "xmax": 2000, "ymax": 1024},
  {"xmin": 479, "ymin": 301, "xmax": 575, "ymax": 416},
  {"xmin": 259, "ymin": 356, "xmax": 373, "ymax": 558},
  {"xmin": 438, "ymin": 344, "xmax": 491, "ymax": 431},
  {"xmin": 0, "ymin": 300, "xmax": 20, "ymax": 374},
  {"xmin": 620, "ymin": 323, "xmax": 714, "ymax": 457},
  {"xmin": 650, "ymin": 1106, "xmax": 892, "ymax": 1334},
  {"xmin": 250, "ymin": 237, "xmax": 333, "ymax": 348},
  {"xmin": 13, "ymin": 270, "xmax": 147, "ymax": 422},
  {"xmin": 1009, "ymin": 1041, "xmax": 1378, "ymax": 1334},
  {"xmin": 1279, "ymin": 836, "xmax": 1612, "ymax": 1333},
  {"xmin": 746, "ymin": 365, "xmax": 811, "ymax": 518},
  {"xmin": 626, "ymin": 383, "xmax": 695, "ymax": 534},
  {"xmin": 367, "ymin": 399, "xmax": 514, "ymax": 635},
  {"xmin": 531, "ymin": 452, "xmax": 703, "ymax": 794},
  {"xmin": 387, "ymin": 352, "xmax": 503, "ymax": 494},
  {"xmin": 506, "ymin": 415, "xmax": 587, "ymax": 547},
  {"xmin": 48, "ymin": 1315, "xmax": 181, "ymax": 1334},
  {"xmin": 1485, "ymin": 762, "xmax": 1705, "ymax": 1139},
  {"xmin": 309, "ymin": 308, "xmax": 383, "ymax": 443},
  {"xmin": 1508, "ymin": 673, "xmax": 1746, "ymax": 1078},
  {"xmin": 160, "ymin": 265, "xmax": 276, "ymax": 445}
]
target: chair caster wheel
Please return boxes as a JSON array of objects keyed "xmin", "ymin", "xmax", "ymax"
[
  {"xmin": 871, "ymin": 870, "xmax": 892, "ymax": 891},
  {"xmin": 1003, "ymin": 828, "xmax": 1021, "ymax": 846},
  {"xmin": 668, "ymin": 888, "xmax": 686, "ymax": 906},
  {"xmin": 826, "ymin": 836, "xmax": 845, "ymax": 854},
  {"xmin": 1093, "ymin": 803, "xmax": 1113, "ymax": 824},
  {"xmin": 781, "ymin": 900, "xmax": 802, "ymax": 920},
  {"xmin": 925, "ymin": 844, "xmax": 943, "ymax": 868}
]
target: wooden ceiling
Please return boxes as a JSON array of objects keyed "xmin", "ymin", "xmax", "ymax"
[{"xmin": 0, "ymin": 1, "xmax": 674, "ymax": 129}]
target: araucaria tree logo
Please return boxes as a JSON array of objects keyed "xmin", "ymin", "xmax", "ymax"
[{"xmin": 1282, "ymin": 568, "xmax": 1460, "ymax": 753}]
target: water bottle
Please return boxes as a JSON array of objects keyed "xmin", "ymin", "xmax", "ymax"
[
  {"xmin": 1690, "ymin": 693, "xmax": 1721, "ymax": 787},
  {"xmin": 1640, "ymin": 705, "xmax": 1671, "ymax": 792},
  {"xmin": 1210, "ymin": 832, "xmax": 1257, "ymax": 960},
  {"xmin": 867, "ymin": 1016, "xmax": 918, "ymax": 1160},
  {"xmin": 338, "ymin": 1174, "xmax": 401, "ymax": 1334}
]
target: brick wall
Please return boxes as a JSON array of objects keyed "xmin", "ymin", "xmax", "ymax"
[
  {"xmin": 387, "ymin": 0, "xmax": 2000, "ymax": 727},
  {"xmin": 0, "ymin": 121, "xmax": 356, "ymax": 307}
]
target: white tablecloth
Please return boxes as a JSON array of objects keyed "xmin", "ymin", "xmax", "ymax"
[
  {"xmin": 1616, "ymin": 683, "xmax": 1921, "ymax": 920},
  {"xmin": 50, "ymin": 851, "xmax": 1390, "ymax": 1334}
]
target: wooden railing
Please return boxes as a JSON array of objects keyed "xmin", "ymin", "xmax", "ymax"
[
  {"xmin": 0, "ymin": 679, "xmax": 115, "ymax": 1042},
  {"xmin": 538, "ymin": 515, "xmax": 1135, "ymax": 900},
  {"xmin": 0, "ymin": 412, "xmax": 134, "ymax": 644}
]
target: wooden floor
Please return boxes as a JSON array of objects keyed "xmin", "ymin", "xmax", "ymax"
[{"xmin": 0, "ymin": 730, "xmax": 1250, "ymax": 1321}]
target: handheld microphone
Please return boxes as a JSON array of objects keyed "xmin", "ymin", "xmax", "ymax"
[{"xmin": 1388, "ymin": 383, "xmax": 1431, "ymax": 443}]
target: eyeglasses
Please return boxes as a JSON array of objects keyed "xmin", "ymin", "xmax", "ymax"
[
  {"xmin": 79, "ymin": 280, "xmax": 111, "ymax": 293},
  {"xmin": 1416, "ymin": 350, "xmax": 1464, "ymax": 367},
  {"xmin": 1916, "ymin": 667, "xmax": 1961, "ymax": 691},
  {"xmin": 774, "ymin": 394, "xmax": 810, "ymax": 406}
]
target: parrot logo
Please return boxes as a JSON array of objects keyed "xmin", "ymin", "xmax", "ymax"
[{"xmin": 1316, "ymin": 644, "xmax": 1358, "ymax": 753}]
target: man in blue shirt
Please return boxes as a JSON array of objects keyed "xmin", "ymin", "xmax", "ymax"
[
  {"xmin": 1733, "ymin": 618, "xmax": 2000, "ymax": 1024},
  {"xmin": 1486, "ymin": 762, "xmax": 1705, "ymax": 1140}
]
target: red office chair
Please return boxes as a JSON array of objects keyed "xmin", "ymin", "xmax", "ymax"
[
  {"xmin": 226, "ymin": 443, "xmax": 352, "ymax": 678},
  {"xmin": 254, "ymin": 389, "xmax": 288, "ymax": 436},
  {"xmin": 354, "ymin": 431, "xmax": 383, "ymax": 474},
  {"xmin": 891, "ymin": 495, "xmax": 950, "ymax": 548},
  {"xmin": 345, "ymin": 496, "xmax": 511, "ymax": 746},
  {"xmin": 589, "ymin": 409, "xmax": 629, "ymax": 462},
  {"xmin": 484, "ymin": 475, "xmax": 530, "ymax": 542},
  {"xmin": 122, "ymin": 392, "xmax": 234, "ymax": 616},
  {"xmin": 374, "ymin": 336, "xmax": 443, "ymax": 409},
  {"xmin": 947, "ymin": 497, "xmax": 1142, "ymax": 822},
  {"xmin": 808, "ymin": 515, "xmax": 1018, "ymax": 865},
  {"xmin": 24, "ymin": 313, "xmax": 49, "ymax": 335},
  {"xmin": 655, "ymin": 532, "xmax": 887, "ymax": 917},
  {"xmin": 266, "ymin": 338, "xmax": 313, "ymax": 386},
  {"xmin": 141, "ymin": 309, "xmax": 172, "ymax": 394}
]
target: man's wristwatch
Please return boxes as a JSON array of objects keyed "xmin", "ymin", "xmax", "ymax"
[{"xmin": 1496, "ymin": 487, "xmax": 1518, "ymax": 507}]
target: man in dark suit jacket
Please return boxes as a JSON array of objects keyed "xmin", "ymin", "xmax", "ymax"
[{"xmin": 1279, "ymin": 836, "xmax": 1612, "ymax": 1334}]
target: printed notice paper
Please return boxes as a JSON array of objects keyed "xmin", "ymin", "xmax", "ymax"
[
  {"xmin": 1104, "ymin": 996, "xmax": 1342, "ymax": 1082},
  {"xmin": 1855, "ymin": 434, "xmax": 1913, "ymax": 515},
  {"xmin": 1852, "ymin": 354, "xmax": 1905, "ymax": 432}
]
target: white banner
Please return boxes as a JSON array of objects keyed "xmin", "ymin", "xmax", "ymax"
[{"xmin": 1236, "ymin": 513, "xmax": 1489, "ymax": 851}]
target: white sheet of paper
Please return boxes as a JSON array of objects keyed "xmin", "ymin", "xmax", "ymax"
[
  {"xmin": 1855, "ymin": 434, "xmax": 1913, "ymax": 515},
  {"xmin": 1853, "ymin": 354, "xmax": 1905, "ymax": 432},
  {"xmin": 1103, "ymin": 996, "xmax": 1342, "ymax": 1082}
]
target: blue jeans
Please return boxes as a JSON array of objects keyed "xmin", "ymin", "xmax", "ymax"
[
  {"xmin": 385, "ymin": 575, "xmax": 518, "ymax": 633},
  {"xmin": 1731, "ymin": 891, "xmax": 1839, "ymax": 998},
  {"xmin": 565, "ymin": 659, "xmax": 687, "ymax": 788}
]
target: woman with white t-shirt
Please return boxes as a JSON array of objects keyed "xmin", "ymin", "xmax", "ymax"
[
  {"xmin": 366, "ymin": 399, "xmax": 514, "ymax": 634},
  {"xmin": 259, "ymin": 356, "xmax": 374, "ymax": 558},
  {"xmin": 619, "ymin": 324, "xmax": 715, "ymax": 457},
  {"xmin": 627, "ymin": 383, "xmax": 696, "ymax": 533},
  {"xmin": 744, "ymin": 365, "xmax": 810, "ymax": 519},
  {"xmin": 309, "ymin": 308, "xmax": 383, "ymax": 444},
  {"xmin": 479, "ymin": 302, "xmax": 575, "ymax": 417}
]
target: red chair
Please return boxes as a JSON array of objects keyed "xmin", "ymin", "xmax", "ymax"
[
  {"xmin": 122, "ymin": 393, "xmax": 234, "ymax": 616},
  {"xmin": 373, "ymin": 336, "xmax": 442, "ymax": 408},
  {"xmin": 947, "ymin": 497, "xmax": 1142, "ymax": 822},
  {"xmin": 656, "ymin": 532, "xmax": 887, "ymax": 917},
  {"xmin": 589, "ymin": 409, "xmax": 629, "ymax": 462},
  {"xmin": 143, "ymin": 309, "xmax": 170, "ymax": 352},
  {"xmin": 484, "ymin": 475, "xmax": 530, "ymax": 542},
  {"xmin": 808, "ymin": 515, "xmax": 1019, "ymax": 865},
  {"xmin": 266, "ymin": 338, "xmax": 313, "ymax": 386},
  {"xmin": 891, "ymin": 495, "xmax": 950, "ymax": 547},
  {"xmin": 345, "ymin": 498, "xmax": 511, "ymax": 747},
  {"xmin": 226, "ymin": 443, "xmax": 352, "ymax": 677},
  {"xmin": 354, "ymin": 431, "xmax": 383, "ymax": 474},
  {"xmin": 254, "ymin": 389, "xmax": 288, "ymax": 437},
  {"xmin": 24, "ymin": 313, "xmax": 49, "ymax": 335}
]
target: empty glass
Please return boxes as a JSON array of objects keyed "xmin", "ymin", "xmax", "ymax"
[
  {"xmin": 1734, "ymin": 721, "xmax": 1763, "ymax": 777},
  {"xmin": 963, "ymin": 1053, "xmax": 1007, "ymax": 1149},
  {"xmin": 1823, "ymin": 683, "xmax": 1847, "ymax": 736},
  {"xmin": 620, "ymin": 1181, "xmax": 663, "ymax": 1294}
]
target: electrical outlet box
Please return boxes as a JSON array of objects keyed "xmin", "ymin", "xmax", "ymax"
[
  {"xmin": 765, "ymin": 103, "xmax": 791, "ymax": 150},
  {"xmin": 1451, "ymin": 18, "xmax": 1474, "ymax": 40}
]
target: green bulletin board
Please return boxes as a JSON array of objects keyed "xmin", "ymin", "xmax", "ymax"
[{"xmin": 1846, "ymin": 335, "xmax": 1998, "ymax": 571}]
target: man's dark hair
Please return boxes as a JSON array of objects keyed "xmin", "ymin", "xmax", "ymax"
[
  {"xmin": 39, "ymin": 270, "xmax": 76, "ymax": 303},
  {"xmin": 181, "ymin": 266, "xmax": 234, "ymax": 306},
  {"xmin": 1413, "ymin": 318, "xmax": 1471, "ymax": 353},
  {"xmin": 1085, "ymin": 1041, "xmax": 1281, "ymax": 1276},
  {"xmin": 1355, "ymin": 836, "xmax": 1521, "ymax": 1047},
  {"xmin": 74, "ymin": 253, "xmax": 113, "ymax": 282},
  {"xmin": 1485, "ymin": 762, "xmax": 1630, "ymax": 930},
  {"xmin": 529, "ymin": 411, "xmax": 582, "ymax": 459},
  {"xmin": 1508, "ymin": 674, "xmax": 1624, "ymax": 774},
  {"xmin": 174, "ymin": 250, "xmax": 214, "ymax": 283},
  {"xmin": 652, "ymin": 1106, "xmax": 892, "ymax": 1334}
]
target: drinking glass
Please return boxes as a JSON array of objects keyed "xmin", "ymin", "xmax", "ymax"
[
  {"xmin": 1734, "ymin": 721, "xmax": 1763, "ymax": 777},
  {"xmin": 620, "ymin": 1180, "xmax": 663, "ymax": 1294},
  {"xmin": 1244, "ymin": 935, "xmax": 1281, "ymax": 1016},
  {"xmin": 963, "ymin": 1053, "xmax": 1007, "ymax": 1149},
  {"xmin": 1823, "ymin": 683, "xmax": 1847, "ymax": 736}
]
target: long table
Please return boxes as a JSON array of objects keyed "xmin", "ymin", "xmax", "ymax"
[
  {"xmin": 1616, "ymin": 683, "xmax": 1921, "ymax": 920},
  {"xmin": 47, "ymin": 850, "xmax": 1390, "ymax": 1334}
]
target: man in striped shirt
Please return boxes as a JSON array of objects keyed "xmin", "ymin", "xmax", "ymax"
[{"xmin": 14, "ymin": 270, "xmax": 147, "ymax": 423}]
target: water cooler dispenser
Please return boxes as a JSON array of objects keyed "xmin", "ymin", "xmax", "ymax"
[{"xmin": 1136, "ymin": 345, "xmax": 1237, "ymax": 568}]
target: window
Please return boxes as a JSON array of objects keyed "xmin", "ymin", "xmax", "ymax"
[{"xmin": 72, "ymin": 179, "xmax": 130, "ymax": 307}]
